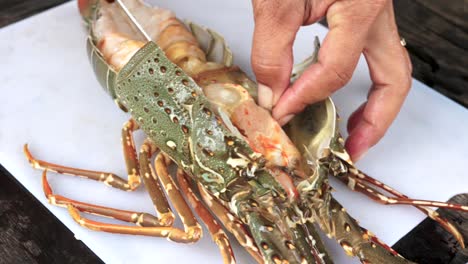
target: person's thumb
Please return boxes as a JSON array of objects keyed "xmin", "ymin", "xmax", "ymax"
[{"xmin": 251, "ymin": 0, "xmax": 302, "ymax": 110}]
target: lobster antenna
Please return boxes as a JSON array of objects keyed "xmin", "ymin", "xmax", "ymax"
[{"xmin": 115, "ymin": 0, "xmax": 152, "ymax": 42}]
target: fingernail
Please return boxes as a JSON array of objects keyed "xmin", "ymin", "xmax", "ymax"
[
  {"xmin": 278, "ymin": 114, "xmax": 294, "ymax": 126},
  {"xmin": 258, "ymin": 84, "xmax": 273, "ymax": 110}
]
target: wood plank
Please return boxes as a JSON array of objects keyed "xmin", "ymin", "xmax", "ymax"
[
  {"xmin": 394, "ymin": 0, "xmax": 467, "ymax": 106},
  {"xmin": 393, "ymin": 194, "xmax": 468, "ymax": 264},
  {"xmin": 0, "ymin": 165, "xmax": 103, "ymax": 264},
  {"xmin": 0, "ymin": 0, "xmax": 70, "ymax": 28}
]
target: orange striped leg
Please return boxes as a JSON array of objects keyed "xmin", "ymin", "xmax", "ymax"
[
  {"xmin": 149, "ymin": 152, "xmax": 203, "ymax": 242},
  {"xmin": 176, "ymin": 169, "xmax": 235, "ymax": 264},
  {"xmin": 49, "ymin": 151, "xmax": 202, "ymax": 243},
  {"xmin": 139, "ymin": 140, "xmax": 174, "ymax": 226},
  {"xmin": 72, "ymin": 152, "xmax": 202, "ymax": 242},
  {"xmin": 24, "ymin": 119, "xmax": 141, "ymax": 191},
  {"xmin": 348, "ymin": 168, "xmax": 468, "ymax": 212},
  {"xmin": 68, "ymin": 204, "xmax": 200, "ymax": 243},
  {"xmin": 38, "ymin": 138, "xmax": 184, "ymax": 228},
  {"xmin": 197, "ymin": 183, "xmax": 264, "ymax": 264},
  {"xmin": 41, "ymin": 170, "xmax": 166, "ymax": 227}
]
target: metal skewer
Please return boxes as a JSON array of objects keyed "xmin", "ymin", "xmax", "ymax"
[{"xmin": 115, "ymin": 0, "xmax": 151, "ymax": 41}]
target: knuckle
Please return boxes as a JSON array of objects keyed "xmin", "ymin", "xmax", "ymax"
[
  {"xmin": 251, "ymin": 56, "xmax": 289, "ymax": 84},
  {"xmin": 363, "ymin": 115, "xmax": 386, "ymax": 141},
  {"xmin": 407, "ymin": 61, "xmax": 413, "ymax": 76},
  {"xmin": 360, "ymin": 0, "xmax": 388, "ymax": 11},
  {"xmin": 253, "ymin": 0, "xmax": 304, "ymax": 26},
  {"xmin": 401, "ymin": 74, "xmax": 412, "ymax": 94},
  {"xmin": 396, "ymin": 58, "xmax": 413, "ymax": 95},
  {"xmin": 381, "ymin": 48, "xmax": 412, "ymax": 98},
  {"xmin": 375, "ymin": 0, "xmax": 389, "ymax": 6},
  {"xmin": 326, "ymin": 64, "xmax": 353, "ymax": 90},
  {"xmin": 369, "ymin": 0, "xmax": 388, "ymax": 7},
  {"xmin": 253, "ymin": 0, "xmax": 282, "ymax": 22},
  {"xmin": 251, "ymin": 55, "xmax": 279, "ymax": 74},
  {"xmin": 329, "ymin": 0, "xmax": 388, "ymax": 27},
  {"xmin": 404, "ymin": 49, "xmax": 413, "ymax": 75}
]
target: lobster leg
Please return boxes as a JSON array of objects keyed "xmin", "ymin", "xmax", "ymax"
[
  {"xmin": 46, "ymin": 151, "xmax": 202, "ymax": 243},
  {"xmin": 176, "ymin": 169, "xmax": 236, "ymax": 264},
  {"xmin": 313, "ymin": 193, "xmax": 415, "ymax": 264},
  {"xmin": 67, "ymin": 204, "xmax": 201, "ymax": 243},
  {"xmin": 152, "ymin": 152, "xmax": 202, "ymax": 240},
  {"xmin": 197, "ymin": 183, "xmax": 264, "ymax": 264},
  {"xmin": 23, "ymin": 119, "xmax": 142, "ymax": 191},
  {"xmin": 26, "ymin": 129, "xmax": 203, "ymax": 243},
  {"xmin": 347, "ymin": 168, "xmax": 468, "ymax": 212},
  {"xmin": 56, "ymin": 151, "xmax": 205, "ymax": 242},
  {"xmin": 41, "ymin": 170, "xmax": 168, "ymax": 227},
  {"xmin": 339, "ymin": 168, "xmax": 466, "ymax": 247},
  {"xmin": 139, "ymin": 139, "xmax": 175, "ymax": 226},
  {"xmin": 34, "ymin": 138, "xmax": 195, "ymax": 229}
]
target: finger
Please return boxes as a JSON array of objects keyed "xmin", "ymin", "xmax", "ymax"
[
  {"xmin": 347, "ymin": 102, "xmax": 366, "ymax": 134},
  {"xmin": 273, "ymin": 0, "xmax": 386, "ymax": 122},
  {"xmin": 251, "ymin": 0, "xmax": 304, "ymax": 110},
  {"xmin": 345, "ymin": 2, "xmax": 412, "ymax": 161}
]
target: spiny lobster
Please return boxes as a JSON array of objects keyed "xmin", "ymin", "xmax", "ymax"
[{"xmin": 24, "ymin": 0, "xmax": 468, "ymax": 263}]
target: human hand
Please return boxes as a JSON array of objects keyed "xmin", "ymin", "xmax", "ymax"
[{"xmin": 251, "ymin": 0, "xmax": 412, "ymax": 161}]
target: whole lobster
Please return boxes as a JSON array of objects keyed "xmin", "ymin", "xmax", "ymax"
[{"xmin": 24, "ymin": 0, "xmax": 468, "ymax": 263}]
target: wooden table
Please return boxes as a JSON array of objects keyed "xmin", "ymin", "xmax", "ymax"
[{"xmin": 0, "ymin": 1, "xmax": 467, "ymax": 263}]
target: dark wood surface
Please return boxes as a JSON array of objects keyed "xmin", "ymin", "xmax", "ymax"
[
  {"xmin": 0, "ymin": 1, "xmax": 467, "ymax": 264},
  {"xmin": 0, "ymin": 0, "xmax": 69, "ymax": 28},
  {"xmin": 0, "ymin": 165, "xmax": 103, "ymax": 264},
  {"xmin": 394, "ymin": 0, "xmax": 468, "ymax": 107},
  {"xmin": 394, "ymin": 194, "xmax": 468, "ymax": 264}
]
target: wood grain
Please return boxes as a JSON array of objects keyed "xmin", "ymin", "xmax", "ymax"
[
  {"xmin": 394, "ymin": 0, "xmax": 468, "ymax": 106},
  {"xmin": 0, "ymin": 0, "xmax": 69, "ymax": 28}
]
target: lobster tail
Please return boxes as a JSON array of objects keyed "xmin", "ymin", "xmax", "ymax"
[{"xmin": 79, "ymin": 0, "xmax": 127, "ymax": 105}]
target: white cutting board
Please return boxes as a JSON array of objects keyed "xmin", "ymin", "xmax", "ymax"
[{"xmin": 0, "ymin": 1, "xmax": 467, "ymax": 263}]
